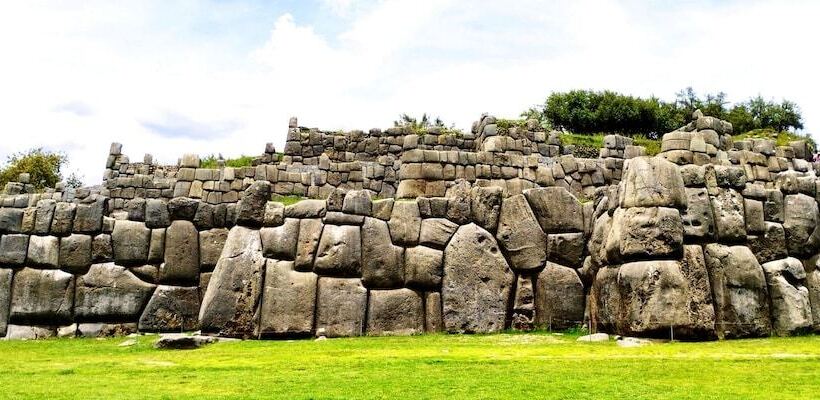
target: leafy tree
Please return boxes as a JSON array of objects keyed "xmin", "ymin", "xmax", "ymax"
[{"xmin": 0, "ymin": 148, "xmax": 68, "ymax": 190}]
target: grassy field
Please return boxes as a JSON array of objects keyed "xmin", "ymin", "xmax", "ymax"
[{"xmin": 2, "ymin": 332, "xmax": 820, "ymax": 399}]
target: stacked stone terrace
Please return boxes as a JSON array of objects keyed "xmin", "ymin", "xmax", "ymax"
[{"xmin": 0, "ymin": 110, "xmax": 818, "ymax": 341}]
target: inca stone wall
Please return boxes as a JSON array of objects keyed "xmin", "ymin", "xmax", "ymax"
[{"xmin": 0, "ymin": 111, "xmax": 818, "ymax": 340}]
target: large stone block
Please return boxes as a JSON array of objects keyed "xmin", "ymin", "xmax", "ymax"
[
  {"xmin": 167, "ymin": 197, "xmax": 199, "ymax": 221},
  {"xmin": 50, "ymin": 202, "xmax": 76, "ymax": 235},
  {"xmin": 58, "ymin": 234, "xmax": 92, "ymax": 274},
  {"xmin": 747, "ymin": 222, "xmax": 787, "ymax": 264},
  {"xmin": 388, "ymin": 201, "xmax": 421, "ymax": 245},
  {"xmin": 199, "ymin": 228, "xmax": 228, "ymax": 270},
  {"xmin": 496, "ymin": 194, "xmax": 547, "ymax": 271},
  {"xmin": 361, "ymin": 217, "xmax": 404, "ymax": 288},
  {"xmin": 33, "ymin": 199, "xmax": 56, "ymax": 234},
  {"xmin": 236, "ymin": 181, "xmax": 271, "ymax": 227},
  {"xmin": 160, "ymin": 220, "xmax": 200, "ymax": 285},
  {"xmin": 0, "ymin": 269, "xmax": 11, "ymax": 336},
  {"xmin": 367, "ymin": 289, "xmax": 424, "ymax": 335},
  {"xmin": 256, "ymin": 260, "xmax": 317, "ymax": 337},
  {"xmin": 470, "ymin": 186, "xmax": 502, "ymax": 233},
  {"xmin": 710, "ymin": 188, "xmax": 746, "ymax": 242},
  {"xmin": 404, "ymin": 245, "xmax": 443, "ymax": 290},
  {"xmin": 0, "ymin": 234, "xmax": 28, "ymax": 265},
  {"xmin": 523, "ymin": 186, "xmax": 584, "ymax": 233},
  {"xmin": 534, "ymin": 263, "xmax": 584, "ymax": 330},
  {"xmin": 199, "ymin": 226, "xmax": 265, "ymax": 338},
  {"xmin": 73, "ymin": 198, "xmax": 106, "ymax": 233},
  {"xmin": 682, "ymin": 188, "xmax": 715, "ymax": 240},
  {"xmin": 112, "ymin": 220, "xmax": 150, "ymax": 265},
  {"xmin": 74, "ymin": 263, "xmax": 156, "ymax": 322},
  {"xmin": 419, "ymin": 218, "xmax": 458, "ymax": 248},
  {"xmin": 314, "ymin": 224, "xmax": 361, "ymax": 277},
  {"xmin": 783, "ymin": 193, "xmax": 820, "ymax": 257},
  {"xmin": 704, "ymin": 244, "xmax": 771, "ymax": 338},
  {"xmin": 294, "ymin": 218, "xmax": 323, "ymax": 271},
  {"xmin": 9, "ymin": 268, "xmax": 74, "ymax": 325},
  {"xmin": 618, "ymin": 207, "xmax": 683, "ymax": 260},
  {"xmin": 145, "ymin": 199, "xmax": 170, "ymax": 228},
  {"xmin": 761, "ymin": 258, "xmax": 813, "ymax": 335},
  {"xmin": 618, "ymin": 157, "xmax": 687, "ymax": 209},
  {"xmin": 425, "ymin": 292, "xmax": 443, "ymax": 333},
  {"xmin": 0, "ymin": 208, "xmax": 24, "ymax": 233},
  {"xmin": 26, "ymin": 235, "xmax": 59, "ymax": 269},
  {"xmin": 138, "ymin": 285, "xmax": 200, "ymax": 332},
  {"xmin": 315, "ymin": 277, "xmax": 367, "ymax": 337},
  {"xmin": 546, "ymin": 232, "xmax": 585, "ymax": 269},
  {"xmin": 260, "ymin": 218, "xmax": 299, "ymax": 260},
  {"xmin": 442, "ymin": 223, "xmax": 513, "ymax": 333}
]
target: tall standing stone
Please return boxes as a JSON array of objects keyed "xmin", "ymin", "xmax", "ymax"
[
  {"xmin": 442, "ymin": 223, "xmax": 513, "ymax": 333},
  {"xmin": 496, "ymin": 194, "xmax": 547, "ymax": 271},
  {"xmin": 256, "ymin": 260, "xmax": 317, "ymax": 337},
  {"xmin": 161, "ymin": 220, "xmax": 200, "ymax": 285}
]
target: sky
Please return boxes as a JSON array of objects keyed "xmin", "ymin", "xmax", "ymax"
[{"xmin": 1, "ymin": 0, "xmax": 818, "ymax": 185}]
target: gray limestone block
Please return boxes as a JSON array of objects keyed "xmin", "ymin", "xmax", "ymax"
[
  {"xmin": 199, "ymin": 228, "xmax": 228, "ymax": 270},
  {"xmin": 92, "ymin": 233, "xmax": 113, "ymax": 263},
  {"xmin": 342, "ymin": 190, "xmax": 372, "ymax": 216},
  {"xmin": 523, "ymin": 186, "xmax": 584, "ymax": 233},
  {"xmin": 387, "ymin": 201, "xmax": 421, "ymax": 245},
  {"xmin": 315, "ymin": 277, "xmax": 367, "ymax": 337},
  {"xmin": 547, "ymin": 232, "xmax": 586, "ymax": 269},
  {"xmin": 160, "ymin": 220, "xmax": 200, "ymax": 285},
  {"xmin": 442, "ymin": 223, "xmax": 513, "ymax": 333},
  {"xmin": 618, "ymin": 207, "xmax": 683, "ymax": 260},
  {"xmin": 618, "ymin": 157, "xmax": 687, "ymax": 209},
  {"xmin": 419, "ymin": 218, "xmax": 459, "ymax": 249},
  {"xmin": 783, "ymin": 193, "xmax": 820, "ymax": 257},
  {"xmin": 256, "ymin": 260, "xmax": 317, "ymax": 337},
  {"xmin": 284, "ymin": 199, "xmax": 327, "ymax": 219},
  {"xmin": 761, "ymin": 258, "xmax": 813, "ymax": 335},
  {"xmin": 710, "ymin": 188, "xmax": 747, "ymax": 243},
  {"xmin": 26, "ymin": 235, "xmax": 59, "ymax": 269},
  {"xmin": 747, "ymin": 222, "xmax": 787, "ymax": 264},
  {"xmin": 535, "ymin": 263, "xmax": 584, "ymax": 330},
  {"xmin": 404, "ymin": 245, "xmax": 443, "ymax": 290},
  {"xmin": 145, "ymin": 199, "xmax": 170, "ymax": 228},
  {"xmin": 138, "ymin": 285, "xmax": 200, "ymax": 332},
  {"xmin": 313, "ymin": 224, "xmax": 361, "ymax": 277},
  {"xmin": 58, "ymin": 234, "xmax": 92, "ymax": 274},
  {"xmin": 9, "ymin": 268, "xmax": 75, "ymax": 325},
  {"xmin": 112, "ymin": 220, "xmax": 150, "ymax": 265},
  {"xmin": 262, "ymin": 201, "xmax": 284, "ymax": 227},
  {"xmin": 33, "ymin": 199, "xmax": 56, "ymax": 234},
  {"xmin": 167, "ymin": 197, "xmax": 199, "ymax": 221},
  {"xmin": 260, "ymin": 219, "xmax": 299, "ymax": 261},
  {"xmin": 73, "ymin": 198, "xmax": 107, "ymax": 233},
  {"xmin": 199, "ymin": 226, "xmax": 265, "ymax": 338},
  {"xmin": 148, "ymin": 229, "xmax": 165, "ymax": 263},
  {"xmin": 361, "ymin": 217, "xmax": 404, "ymax": 288},
  {"xmin": 0, "ymin": 234, "xmax": 29, "ymax": 265},
  {"xmin": 496, "ymin": 194, "xmax": 547, "ymax": 271},
  {"xmin": 74, "ymin": 263, "xmax": 156, "ymax": 322},
  {"xmin": 50, "ymin": 202, "xmax": 76, "ymax": 235},
  {"xmin": 424, "ymin": 292, "xmax": 443, "ymax": 333},
  {"xmin": 0, "ymin": 269, "xmax": 11, "ymax": 337},
  {"xmin": 704, "ymin": 244, "xmax": 771, "ymax": 338},
  {"xmin": 366, "ymin": 288, "xmax": 424, "ymax": 335},
  {"xmin": 294, "ymin": 218, "xmax": 323, "ymax": 271},
  {"xmin": 0, "ymin": 208, "xmax": 24, "ymax": 233},
  {"xmin": 682, "ymin": 188, "xmax": 715, "ymax": 240}
]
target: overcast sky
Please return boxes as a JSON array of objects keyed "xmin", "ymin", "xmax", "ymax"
[{"xmin": 1, "ymin": 0, "xmax": 817, "ymax": 184}]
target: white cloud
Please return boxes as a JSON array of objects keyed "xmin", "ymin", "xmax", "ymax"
[{"xmin": 0, "ymin": 0, "xmax": 818, "ymax": 185}]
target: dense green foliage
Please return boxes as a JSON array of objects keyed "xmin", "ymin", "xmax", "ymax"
[
  {"xmin": 2, "ymin": 334, "xmax": 820, "ymax": 399},
  {"xmin": 199, "ymin": 154, "xmax": 255, "ymax": 169},
  {"xmin": 560, "ymin": 133, "xmax": 661, "ymax": 156},
  {"xmin": 0, "ymin": 148, "xmax": 68, "ymax": 190},
  {"xmin": 734, "ymin": 128, "xmax": 816, "ymax": 151},
  {"xmin": 533, "ymin": 88, "xmax": 805, "ymax": 138}
]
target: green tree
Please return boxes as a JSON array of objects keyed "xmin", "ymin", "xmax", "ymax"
[{"xmin": 0, "ymin": 148, "xmax": 68, "ymax": 190}]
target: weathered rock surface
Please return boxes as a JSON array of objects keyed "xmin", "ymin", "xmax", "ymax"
[
  {"xmin": 470, "ymin": 186, "xmax": 502, "ymax": 233},
  {"xmin": 0, "ymin": 269, "xmax": 11, "ymax": 336},
  {"xmin": 9, "ymin": 268, "xmax": 74, "ymax": 325},
  {"xmin": 361, "ymin": 217, "xmax": 404, "ymax": 288},
  {"xmin": 256, "ymin": 260, "xmax": 317, "ymax": 337},
  {"xmin": 419, "ymin": 218, "xmax": 458, "ymax": 248},
  {"xmin": 710, "ymin": 189, "xmax": 746, "ymax": 242},
  {"xmin": 618, "ymin": 207, "xmax": 683, "ymax": 259},
  {"xmin": 74, "ymin": 263, "xmax": 156, "ymax": 322},
  {"xmin": 783, "ymin": 193, "xmax": 820, "ymax": 257},
  {"xmin": 535, "ymin": 263, "xmax": 584, "ymax": 330},
  {"xmin": 313, "ymin": 224, "xmax": 361, "ymax": 277},
  {"xmin": 112, "ymin": 220, "xmax": 150, "ymax": 265},
  {"xmin": 523, "ymin": 187, "xmax": 584, "ymax": 233},
  {"xmin": 199, "ymin": 226, "xmax": 265, "ymax": 338},
  {"xmin": 154, "ymin": 333, "xmax": 217, "ymax": 349},
  {"xmin": 682, "ymin": 188, "xmax": 715, "ymax": 240},
  {"xmin": 59, "ymin": 234, "xmax": 92, "ymax": 274},
  {"xmin": 138, "ymin": 285, "xmax": 200, "ymax": 332},
  {"xmin": 0, "ymin": 234, "xmax": 28, "ymax": 265},
  {"xmin": 388, "ymin": 201, "xmax": 421, "ymax": 245},
  {"xmin": 761, "ymin": 258, "xmax": 813, "ymax": 335},
  {"xmin": 496, "ymin": 194, "xmax": 547, "ymax": 271},
  {"xmin": 619, "ymin": 157, "xmax": 687, "ymax": 209},
  {"xmin": 366, "ymin": 288, "xmax": 424, "ymax": 335},
  {"xmin": 260, "ymin": 219, "xmax": 299, "ymax": 260},
  {"xmin": 404, "ymin": 246, "xmax": 443, "ymax": 290},
  {"xmin": 315, "ymin": 277, "xmax": 367, "ymax": 337},
  {"xmin": 236, "ymin": 181, "xmax": 271, "ymax": 227},
  {"xmin": 547, "ymin": 232, "xmax": 585, "ymax": 269},
  {"xmin": 442, "ymin": 223, "xmax": 513, "ymax": 333},
  {"xmin": 199, "ymin": 228, "xmax": 228, "ymax": 269},
  {"xmin": 161, "ymin": 220, "xmax": 199, "ymax": 285},
  {"xmin": 294, "ymin": 218, "xmax": 323, "ymax": 271},
  {"xmin": 27, "ymin": 235, "xmax": 59, "ymax": 269},
  {"xmin": 704, "ymin": 244, "xmax": 771, "ymax": 338}
]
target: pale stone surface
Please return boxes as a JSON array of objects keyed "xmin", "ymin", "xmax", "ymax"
[
  {"xmin": 294, "ymin": 218, "xmax": 323, "ymax": 271},
  {"xmin": 761, "ymin": 258, "xmax": 813, "ymax": 335},
  {"xmin": 10, "ymin": 268, "xmax": 75, "ymax": 325},
  {"xmin": 256, "ymin": 260, "xmax": 317, "ymax": 337},
  {"xmin": 523, "ymin": 186, "xmax": 584, "ymax": 233},
  {"xmin": 619, "ymin": 157, "xmax": 687, "ymax": 209},
  {"xmin": 361, "ymin": 217, "xmax": 404, "ymax": 288},
  {"xmin": 160, "ymin": 220, "xmax": 199, "ymax": 285},
  {"xmin": 496, "ymin": 194, "xmax": 547, "ymax": 271},
  {"xmin": 58, "ymin": 234, "xmax": 92, "ymax": 274},
  {"xmin": 74, "ymin": 263, "xmax": 156, "ymax": 322},
  {"xmin": 442, "ymin": 223, "xmax": 513, "ymax": 333},
  {"xmin": 138, "ymin": 285, "xmax": 200, "ymax": 332},
  {"xmin": 419, "ymin": 218, "xmax": 459, "ymax": 248},
  {"xmin": 112, "ymin": 220, "xmax": 150, "ymax": 265},
  {"xmin": 313, "ymin": 224, "xmax": 361, "ymax": 277},
  {"xmin": 535, "ymin": 263, "xmax": 584, "ymax": 330},
  {"xmin": 27, "ymin": 235, "xmax": 59, "ymax": 269},
  {"xmin": 710, "ymin": 189, "xmax": 746, "ymax": 242},
  {"xmin": 366, "ymin": 288, "xmax": 424, "ymax": 335},
  {"xmin": 388, "ymin": 201, "xmax": 421, "ymax": 245},
  {"xmin": 404, "ymin": 245, "xmax": 443, "ymax": 290},
  {"xmin": 315, "ymin": 277, "xmax": 367, "ymax": 337},
  {"xmin": 260, "ymin": 218, "xmax": 299, "ymax": 260}
]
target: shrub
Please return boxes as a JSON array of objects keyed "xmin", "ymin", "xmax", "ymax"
[
  {"xmin": 200, "ymin": 154, "xmax": 255, "ymax": 168},
  {"xmin": 0, "ymin": 148, "xmax": 67, "ymax": 190},
  {"xmin": 394, "ymin": 113, "xmax": 462, "ymax": 136}
]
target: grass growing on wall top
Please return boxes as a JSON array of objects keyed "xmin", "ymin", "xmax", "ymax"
[
  {"xmin": 270, "ymin": 194, "xmax": 306, "ymax": 205},
  {"xmin": 559, "ymin": 133, "xmax": 661, "ymax": 157},
  {"xmin": 733, "ymin": 128, "xmax": 816, "ymax": 151},
  {"xmin": 199, "ymin": 154, "xmax": 256, "ymax": 169},
  {"xmin": 2, "ymin": 333, "xmax": 820, "ymax": 399}
]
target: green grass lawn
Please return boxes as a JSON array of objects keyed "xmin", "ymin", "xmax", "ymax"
[{"xmin": 2, "ymin": 332, "xmax": 820, "ymax": 399}]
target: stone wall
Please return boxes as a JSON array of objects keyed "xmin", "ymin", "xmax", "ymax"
[{"xmin": 1, "ymin": 111, "xmax": 819, "ymax": 340}]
